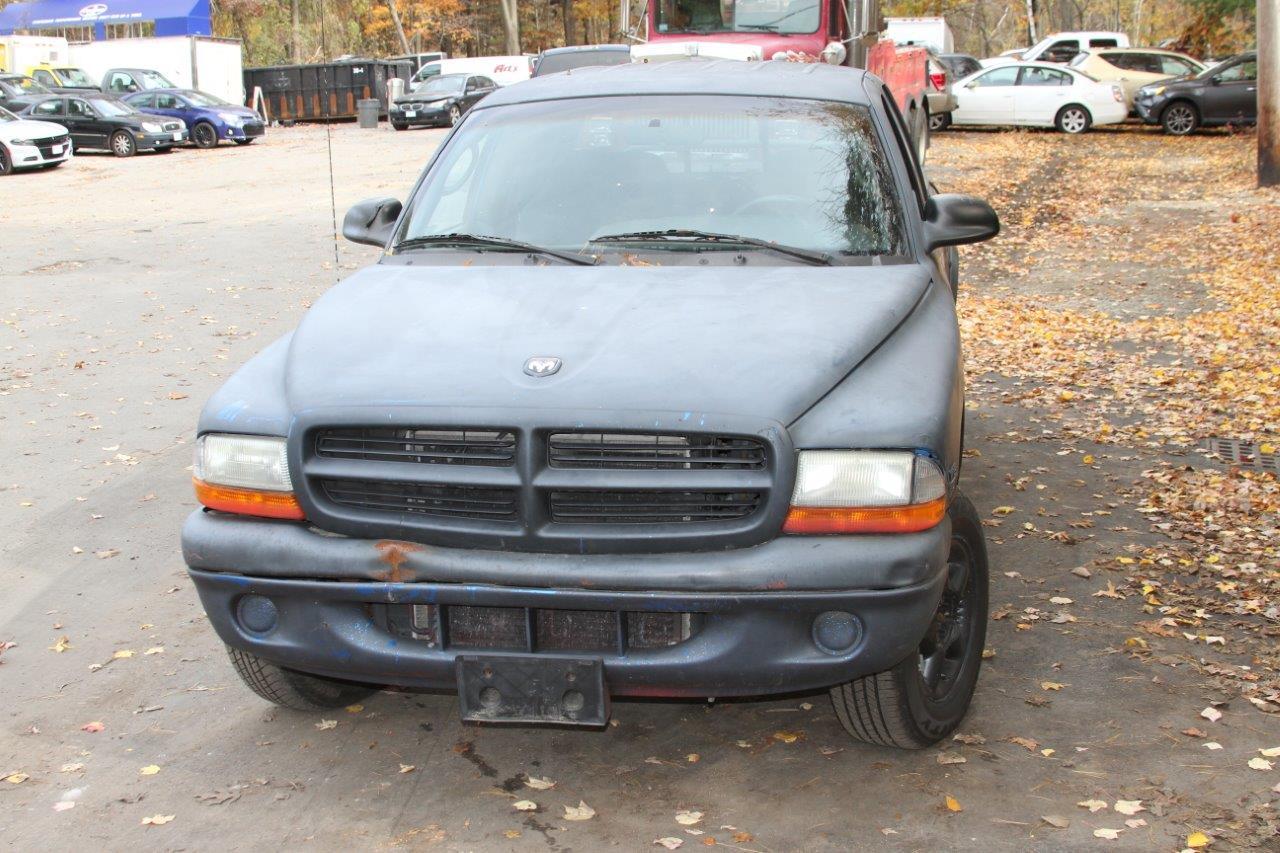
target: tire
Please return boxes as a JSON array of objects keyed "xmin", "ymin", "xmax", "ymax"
[
  {"xmin": 227, "ymin": 645, "xmax": 376, "ymax": 710},
  {"xmin": 447, "ymin": 104, "xmax": 461, "ymax": 127},
  {"xmin": 829, "ymin": 492, "xmax": 989, "ymax": 749},
  {"xmin": 192, "ymin": 121, "xmax": 219, "ymax": 149},
  {"xmin": 391, "ymin": 122, "xmax": 407, "ymax": 131},
  {"xmin": 929, "ymin": 111, "xmax": 951, "ymax": 132},
  {"xmin": 1161, "ymin": 101, "xmax": 1199, "ymax": 136},
  {"xmin": 0, "ymin": 144, "xmax": 11, "ymax": 176},
  {"xmin": 233, "ymin": 138, "xmax": 255, "ymax": 145},
  {"xmin": 155, "ymin": 145, "xmax": 173, "ymax": 153},
  {"xmin": 1054, "ymin": 105, "xmax": 1091, "ymax": 134},
  {"xmin": 110, "ymin": 130, "xmax": 136, "ymax": 157}
]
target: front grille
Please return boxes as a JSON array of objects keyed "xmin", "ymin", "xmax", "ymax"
[
  {"xmin": 36, "ymin": 135, "xmax": 68, "ymax": 158},
  {"xmin": 396, "ymin": 604, "xmax": 697, "ymax": 653},
  {"xmin": 317, "ymin": 428, "xmax": 516, "ymax": 467},
  {"xmin": 549, "ymin": 432, "xmax": 766, "ymax": 470},
  {"xmin": 321, "ymin": 478, "xmax": 517, "ymax": 520},
  {"xmin": 243, "ymin": 122, "xmax": 265, "ymax": 137},
  {"xmin": 549, "ymin": 490, "xmax": 761, "ymax": 524},
  {"xmin": 161, "ymin": 121, "xmax": 181, "ymax": 132}
]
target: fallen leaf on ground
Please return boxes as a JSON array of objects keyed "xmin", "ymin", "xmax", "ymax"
[
  {"xmin": 1201, "ymin": 707, "xmax": 1223, "ymax": 723},
  {"xmin": 3, "ymin": 772, "xmax": 29, "ymax": 784},
  {"xmin": 95, "ymin": 549, "xmax": 120, "ymax": 560},
  {"xmin": 953, "ymin": 733, "xmax": 985, "ymax": 745},
  {"xmin": 1259, "ymin": 747, "xmax": 1280, "ymax": 758},
  {"xmin": 1206, "ymin": 742, "xmax": 1223, "ymax": 750},
  {"xmin": 512, "ymin": 800, "xmax": 538, "ymax": 811},
  {"xmin": 524, "ymin": 776, "xmax": 555, "ymax": 790},
  {"xmin": 1007, "ymin": 736, "xmax": 1038, "ymax": 751},
  {"xmin": 992, "ymin": 506, "xmax": 1015, "ymax": 516},
  {"xmin": 314, "ymin": 719, "xmax": 337, "ymax": 730},
  {"xmin": 655, "ymin": 839, "xmax": 684, "ymax": 850},
  {"xmin": 1125, "ymin": 819, "xmax": 1147, "ymax": 829},
  {"xmin": 772, "ymin": 730, "xmax": 803, "ymax": 743},
  {"xmin": 1049, "ymin": 596, "xmax": 1073, "ymax": 605},
  {"xmin": 345, "ymin": 704, "xmax": 363, "ymax": 714},
  {"xmin": 49, "ymin": 636, "xmax": 72, "ymax": 653},
  {"xmin": 53, "ymin": 801, "xmax": 75, "ymax": 812},
  {"xmin": 1113, "ymin": 800, "xmax": 1143, "ymax": 816},
  {"xmin": 675, "ymin": 810, "xmax": 703, "ymax": 825},
  {"xmin": 1093, "ymin": 828, "xmax": 1121, "ymax": 840},
  {"xmin": 139, "ymin": 765, "xmax": 160, "ymax": 776},
  {"xmin": 937, "ymin": 753, "xmax": 966, "ymax": 765},
  {"xmin": 81, "ymin": 721, "xmax": 104, "ymax": 733},
  {"xmin": 141, "ymin": 814, "xmax": 175, "ymax": 826},
  {"xmin": 1077, "ymin": 799, "xmax": 1108, "ymax": 812},
  {"xmin": 944, "ymin": 795, "xmax": 962, "ymax": 812},
  {"xmin": 685, "ymin": 753, "xmax": 699, "ymax": 763},
  {"xmin": 143, "ymin": 647, "xmax": 164, "ymax": 655},
  {"xmin": 1247, "ymin": 757, "xmax": 1273, "ymax": 771},
  {"xmin": 60, "ymin": 763, "xmax": 84, "ymax": 773},
  {"xmin": 1186, "ymin": 831, "xmax": 1212, "ymax": 848},
  {"xmin": 1041, "ymin": 681, "xmax": 1065, "ymax": 691},
  {"xmin": 563, "ymin": 800, "xmax": 595, "ymax": 821},
  {"xmin": 1071, "ymin": 566, "xmax": 1092, "ymax": 579},
  {"xmin": 504, "ymin": 830, "xmax": 521, "ymax": 839},
  {"xmin": 1041, "ymin": 815, "xmax": 1069, "ymax": 829},
  {"xmin": 113, "ymin": 649, "xmax": 135, "ymax": 659},
  {"xmin": 398, "ymin": 764, "xmax": 415, "ymax": 774}
]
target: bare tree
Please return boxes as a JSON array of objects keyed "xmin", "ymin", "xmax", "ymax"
[
  {"xmin": 386, "ymin": 0, "xmax": 411, "ymax": 55},
  {"xmin": 563, "ymin": 0, "xmax": 576, "ymax": 45}
]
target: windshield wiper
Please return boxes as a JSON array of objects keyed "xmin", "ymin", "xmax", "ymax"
[
  {"xmin": 589, "ymin": 229, "xmax": 832, "ymax": 266},
  {"xmin": 393, "ymin": 233, "xmax": 598, "ymax": 266},
  {"xmin": 736, "ymin": 23, "xmax": 781, "ymax": 31}
]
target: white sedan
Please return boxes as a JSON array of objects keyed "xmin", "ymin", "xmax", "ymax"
[
  {"xmin": 942, "ymin": 63, "xmax": 1127, "ymax": 133},
  {"xmin": 0, "ymin": 105, "xmax": 71, "ymax": 175}
]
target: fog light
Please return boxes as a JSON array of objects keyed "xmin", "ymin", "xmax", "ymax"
[
  {"xmin": 812, "ymin": 611, "xmax": 861, "ymax": 655},
  {"xmin": 237, "ymin": 594, "xmax": 278, "ymax": 634}
]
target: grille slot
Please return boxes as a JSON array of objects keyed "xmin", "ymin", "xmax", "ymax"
[
  {"xmin": 549, "ymin": 432, "xmax": 765, "ymax": 470},
  {"xmin": 549, "ymin": 490, "xmax": 762, "ymax": 524},
  {"xmin": 321, "ymin": 479, "xmax": 518, "ymax": 520},
  {"xmin": 391, "ymin": 605, "xmax": 696, "ymax": 653},
  {"xmin": 317, "ymin": 428, "xmax": 516, "ymax": 467}
]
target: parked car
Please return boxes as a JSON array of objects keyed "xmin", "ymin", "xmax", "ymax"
[
  {"xmin": 182, "ymin": 60, "xmax": 1000, "ymax": 750},
  {"xmin": 389, "ymin": 73, "xmax": 496, "ymax": 130},
  {"xmin": 1069, "ymin": 48, "xmax": 1205, "ymax": 110},
  {"xmin": 0, "ymin": 73, "xmax": 51, "ymax": 112},
  {"xmin": 0, "ymin": 104, "xmax": 71, "ymax": 175},
  {"xmin": 946, "ymin": 62, "xmax": 1126, "ymax": 133},
  {"xmin": 531, "ymin": 44, "xmax": 632, "ymax": 77},
  {"xmin": 981, "ymin": 31, "xmax": 1129, "ymax": 67},
  {"xmin": 26, "ymin": 64, "xmax": 99, "ymax": 93},
  {"xmin": 938, "ymin": 53, "xmax": 982, "ymax": 81},
  {"xmin": 20, "ymin": 95, "xmax": 187, "ymax": 156},
  {"xmin": 101, "ymin": 67, "xmax": 177, "ymax": 96},
  {"xmin": 925, "ymin": 48, "xmax": 957, "ymax": 131},
  {"xmin": 1134, "ymin": 51, "xmax": 1257, "ymax": 135},
  {"xmin": 124, "ymin": 88, "xmax": 264, "ymax": 148}
]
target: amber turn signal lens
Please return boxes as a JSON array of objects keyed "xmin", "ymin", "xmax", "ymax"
[
  {"xmin": 782, "ymin": 496, "xmax": 946, "ymax": 535},
  {"xmin": 193, "ymin": 478, "xmax": 305, "ymax": 520}
]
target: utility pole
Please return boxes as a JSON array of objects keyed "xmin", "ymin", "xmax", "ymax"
[
  {"xmin": 386, "ymin": 0, "xmax": 411, "ymax": 56},
  {"xmin": 1261, "ymin": 0, "xmax": 1279, "ymax": 186},
  {"xmin": 1025, "ymin": 0, "xmax": 1038, "ymax": 44},
  {"xmin": 499, "ymin": 0, "xmax": 521, "ymax": 55},
  {"xmin": 291, "ymin": 0, "xmax": 302, "ymax": 63}
]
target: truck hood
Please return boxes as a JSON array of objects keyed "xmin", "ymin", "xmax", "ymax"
[{"xmin": 284, "ymin": 262, "xmax": 930, "ymax": 425}]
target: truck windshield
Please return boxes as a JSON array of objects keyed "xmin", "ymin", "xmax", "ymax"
[
  {"xmin": 401, "ymin": 95, "xmax": 906, "ymax": 259},
  {"xmin": 139, "ymin": 70, "xmax": 176, "ymax": 88},
  {"xmin": 57, "ymin": 68, "xmax": 95, "ymax": 86},
  {"xmin": 655, "ymin": 0, "xmax": 821, "ymax": 35},
  {"xmin": 413, "ymin": 74, "xmax": 466, "ymax": 96}
]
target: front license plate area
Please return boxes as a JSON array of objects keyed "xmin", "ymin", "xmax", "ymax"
[{"xmin": 457, "ymin": 655, "xmax": 607, "ymax": 726}]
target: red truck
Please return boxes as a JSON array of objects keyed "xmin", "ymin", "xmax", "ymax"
[{"xmin": 641, "ymin": 1, "xmax": 930, "ymax": 155}]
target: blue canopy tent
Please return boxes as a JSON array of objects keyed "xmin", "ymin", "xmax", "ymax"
[{"xmin": 0, "ymin": 0, "xmax": 212, "ymax": 38}]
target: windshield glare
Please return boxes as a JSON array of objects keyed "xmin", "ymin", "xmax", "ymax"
[
  {"xmin": 140, "ymin": 70, "xmax": 175, "ymax": 88},
  {"xmin": 184, "ymin": 90, "xmax": 228, "ymax": 107},
  {"xmin": 90, "ymin": 98, "xmax": 136, "ymax": 116},
  {"xmin": 537, "ymin": 50, "xmax": 631, "ymax": 75},
  {"xmin": 414, "ymin": 74, "xmax": 465, "ymax": 96},
  {"xmin": 0, "ymin": 106, "xmax": 15, "ymax": 122},
  {"xmin": 656, "ymin": 0, "xmax": 820, "ymax": 35},
  {"xmin": 58, "ymin": 67, "xmax": 94, "ymax": 86},
  {"xmin": 12, "ymin": 76, "xmax": 50, "ymax": 94},
  {"xmin": 402, "ymin": 95, "xmax": 906, "ymax": 258}
]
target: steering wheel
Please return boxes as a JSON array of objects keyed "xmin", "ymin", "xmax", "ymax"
[{"xmin": 733, "ymin": 194, "xmax": 810, "ymax": 216}]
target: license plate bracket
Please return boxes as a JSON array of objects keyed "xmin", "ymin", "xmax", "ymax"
[{"xmin": 457, "ymin": 655, "xmax": 607, "ymax": 726}]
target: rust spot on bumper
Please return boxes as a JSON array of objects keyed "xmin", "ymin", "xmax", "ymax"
[{"xmin": 373, "ymin": 540, "xmax": 423, "ymax": 583}]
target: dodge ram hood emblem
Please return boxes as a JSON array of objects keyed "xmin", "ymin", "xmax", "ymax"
[{"xmin": 524, "ymin": 356, "xmax": 562, "ymax": 377}]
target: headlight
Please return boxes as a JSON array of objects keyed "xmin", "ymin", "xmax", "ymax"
[
  {"xmin": 141, "ymin": 121, "xmax": 163, "ymax": 133},
  {"xmin": 193, "ymin": 434, "xmax": 303, "ymax": 519},
  {"xmin": 1147, "ymin": 85, "xmax": 1166, "ymax": 97},
  {"xmin": 783, "ymin": 450, "xmax": 947, "ymax": 534},
  {"xmin": 218, "ymin": 111, "xmax": 243, "ymax": 124},
  {"xmin": 9, "ymin": 137, "xmax": 38, "ymax": 145}
]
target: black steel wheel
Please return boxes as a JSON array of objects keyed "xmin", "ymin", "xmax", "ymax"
[
  {"xmin": 110, "ymin": 130, "xmax": 136, "ymax": 157},
  {"xmin": 391, "ymin": 122, "xmax": 407, "ymax": 131},
  {"xmin": 829, "ymin": 492, "xmax": 989, "ymax": 749},
  {"xmin": 1161, "ymin": 101, "xmax": 1199, "ymax": 136},
  {"xmin": 192, "ymin": 121, "xmax": 219, "ymax": 149},
  {"xmin": 0, "ymin": 144, "xmax": 11, "ymax": 176}
]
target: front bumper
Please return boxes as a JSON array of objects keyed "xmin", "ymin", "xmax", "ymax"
[
  {"xmin": 183, "ymin": 509, "xmax": 950, "ymax": 697},
  {"xmin": 227, "ymin": 121, "xmax": 265, "ymax": 139},
  {"xmin": 1134, "ymin": 97, "xmax": 1164, "ymax": 124},
  {"xmin": 390, "ymin": 107, "xmax": 449, "ymax": 126},
  {"xmin": 9, "ymin": 139, "xmax": 71, "ymax": 168},
  {"xmin": 927, "ymin": 90, "xmax": 957, "ymax": 116},
  {"xmin": 138, "ymin": 130, "xmax": 187, "ymax": 149}
]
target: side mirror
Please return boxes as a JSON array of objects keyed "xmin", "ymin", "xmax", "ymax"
[
  {"xmin": 342, "ymin": 197, "xmax": 402, "ymax": 247},
  {"xmin": 1209, "ymin": 76, "xmax": 1221, "ymax": 85},
  {"xmin": 923, "ymin": 193, "xmax": 1000, "ymax": 252}
]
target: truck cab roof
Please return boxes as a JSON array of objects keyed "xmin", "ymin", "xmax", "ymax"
[{"xmin": 481, "ymin": 59, "xmax": 878, "ymax": 109}]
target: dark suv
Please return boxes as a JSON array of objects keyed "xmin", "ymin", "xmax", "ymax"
[
  {"xmin": 1135, "ymin": 51, "xmax": 1257, "ymax": 135},
  {"xmin": 182, "ymin": 61, "xmax": 1000, "ymax": 749}
]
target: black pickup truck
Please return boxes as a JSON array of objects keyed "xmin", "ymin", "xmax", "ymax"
[{"xmin": 182, "ymin": 60, "xmax": 999, "ymax": 749}]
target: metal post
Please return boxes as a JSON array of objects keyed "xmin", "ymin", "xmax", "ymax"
[{"xmin": 1261, "ymin": 0, "xmax": 1280, "ymax": 186}]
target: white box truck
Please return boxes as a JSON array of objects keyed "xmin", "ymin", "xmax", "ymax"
[
  {"xmin": 68, "ymin": 36, "xmax": 244, "ymax": 104},
  {"xmin": 884, "ymin": 17, "xmax": 954, "ymax": 54},
  {"xmin": 0, "ymin": 34, "xmax": 69, "ymax": 73}
]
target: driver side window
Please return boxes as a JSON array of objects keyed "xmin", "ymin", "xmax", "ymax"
[
  {"xmin": 1217, "ymin": 60, "xmax": 1257, "ymax": 83},
  {"xmin": 155, "ymin": 94, "xmax": 177, "ymax": 109},
  {"xmin": 109, "ymin": 73, "xmax": 135, "ymax": 92},
  {"xmin": 33, "ymin": 69, "xmax": 56, "ymax": 85},
  {"xmin": 34, "ymin": 99, "xmax": 64, "ymax": 116}
]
